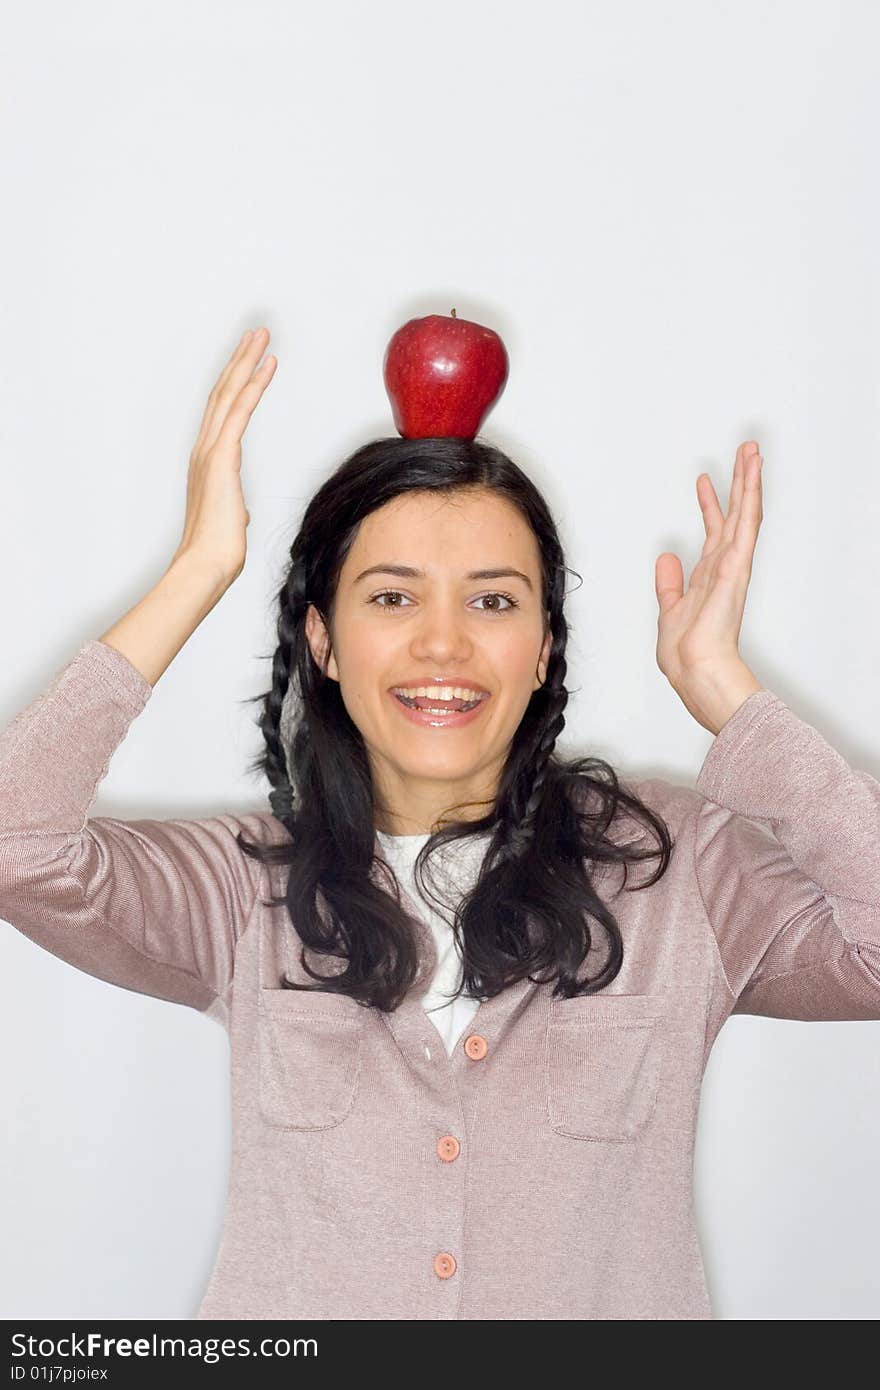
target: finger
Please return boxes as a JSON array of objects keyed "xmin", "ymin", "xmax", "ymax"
[
  {"xmin": 194, "ymin": 328, "xmax": 270, "ymax": 457},
  {"xmin": 214, "ymin": 327, "xmax": 268, "ymax": 404},
  {"xmin": 655, "ymin": 551, "xmax": 684, "ymax": 615},
  {"xmin": 208, "ymin": 327, "xmax": 268, "ymax": 421},
  {"xmin": 211, "ymin": 328, "xmax": 257, "ymax": 400},
  {"xmin": 732, "ymin": 448, "xmax": 763, "ymax": 559},
  {"xmin": 214, "ymin": 353, "xmax": 277, "ymax": 453},
  {"xmin": 202, "ymin": 329, "xmax": 272, "ymax": 456},
  {"xmin": 722, "ymin": 441, "xmax": 760, "ymax": 545},
  {"xmin": 191, "ymin": 329, "xmax": 256, "ymax": 453},
  {"xmin": 720, "ymin": 445, "xmax": 744, "ymax": 543},
  {"xmin": 696, "ymin": 472, "xmax": 725, "ymax": 546}
]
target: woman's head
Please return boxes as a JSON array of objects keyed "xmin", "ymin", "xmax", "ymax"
[
  {"xmin": 303, "ymin": 479, "xmax": 553, "ymax": 836},
  {"xmin": 238, "ymin": 436, "xmax": 673, "ymax": 1010}
]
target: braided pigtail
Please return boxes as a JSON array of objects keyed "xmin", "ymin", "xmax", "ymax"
[
  {"xmin": 264, "ymin": 576, "xmax": 298, "ymax": 822},
  {"xmin": 241, "ymin": 557, "xmax": 308, "ymax": 827},
  {"xmin": 502, "ymin": 641, "xmax": 569, "ymax": 863}
]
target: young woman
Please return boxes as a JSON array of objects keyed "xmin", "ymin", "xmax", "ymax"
[{"xmin": 1, "ymin": 327, "xmax": 877, "ymax": 1321}]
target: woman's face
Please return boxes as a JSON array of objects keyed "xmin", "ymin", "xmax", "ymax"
[{"xmin": 305, "ymin": 487, "xmax": 553, "ymax": 836}]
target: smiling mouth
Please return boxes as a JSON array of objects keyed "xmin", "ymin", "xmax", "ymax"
[{"xmin": 393, "ymin": 692, "xmax": 487, "ymax": 714}]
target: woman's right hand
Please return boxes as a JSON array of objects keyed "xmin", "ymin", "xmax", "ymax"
[{"xmin": 171, "ymin": 326, "xmax": 277, "ymax": 586}]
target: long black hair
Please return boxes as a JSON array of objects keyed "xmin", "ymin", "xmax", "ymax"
[{"xmin": 236, "ymin": 435, "xmax": 674, "ymax": 1011}]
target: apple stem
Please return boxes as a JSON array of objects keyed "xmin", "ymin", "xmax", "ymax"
[{"xmin": 450, "ymin": 307, "xmax": 456, "ymax": 317}]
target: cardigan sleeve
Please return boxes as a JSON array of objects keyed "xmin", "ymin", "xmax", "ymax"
[
  {"xmin": 693, "ymin": 688, "xmax": 880, "ymax": 1021},
  {"xmin": 0, "ymin": 639, "xmax": 274, "ymax": 1017}
]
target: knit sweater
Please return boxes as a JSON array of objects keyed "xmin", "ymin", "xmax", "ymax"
[{"xmin": 1, "ymin": 639, "xmax": 878, "ymax": 1319}]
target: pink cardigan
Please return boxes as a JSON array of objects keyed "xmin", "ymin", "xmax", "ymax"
[{"xmin": 1, "ymin": 639, "xmax": 878, "ymax": 1320}]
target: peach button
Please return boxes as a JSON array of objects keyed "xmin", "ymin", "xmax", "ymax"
[
  {"xmin": 463, "ymin": 1033, "xmax": 488, "ymax": 1059},
  {"xmin": 433, "ymin": 1252, "xmax": 457, "ymax": 1279},
  {"xmin": 437, "ymin": 1135, "xmax": 460, "ymax": 1161}
]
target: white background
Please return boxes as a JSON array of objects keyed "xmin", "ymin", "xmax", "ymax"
[{"xmin": 2, "ymin": 0, "xmax": 879, "ymax": 1319}]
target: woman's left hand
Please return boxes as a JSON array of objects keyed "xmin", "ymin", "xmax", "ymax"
[{"xmin": 655, "ymin": 440, "xmax": 766, "ymax": 736}]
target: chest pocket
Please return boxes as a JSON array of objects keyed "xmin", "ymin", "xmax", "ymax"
[
  {"xmin": 257, "ymin": 986, "xmax": 369, "ymax": 1131},
  {"xmin": 545, "ymin": 992, "xmax": 665, "ymax": 1142}
]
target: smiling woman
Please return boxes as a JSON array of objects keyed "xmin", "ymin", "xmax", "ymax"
[{"xmin": 235, "ymin": 434, "xmax": 674, "ymax": 1013}]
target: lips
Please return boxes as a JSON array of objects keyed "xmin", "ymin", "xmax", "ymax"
[
  {"xmin": 396, "ymin": 692, "xmax": 483, "ymax": 713},
  {"xmin": 387, "ymin": 687, "xmax": 491, "ymax": 728},
  {"xmin": 389, "ymin": 680, "xmax": 491, "ymax": 696}
]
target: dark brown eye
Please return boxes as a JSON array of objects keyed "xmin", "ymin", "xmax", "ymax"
[
  {"xmin": 370, "ymin": 590, "xmax": 411, "ymax": 610},
  {"xmin": 475, "ymin": 592, "xmax": 519, "ymax": 612}
]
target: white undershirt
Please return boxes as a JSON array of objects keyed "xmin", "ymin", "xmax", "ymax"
[{"xmin": 375, "ymin": 829, "xmax": 489, "ymax": 1056}]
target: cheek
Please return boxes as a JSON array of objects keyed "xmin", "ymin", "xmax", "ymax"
[
  {"xmin": 333, "ymin": 622, "xmax": 393, "ymax": 713},
  {"xmin": 494, "ymin": 629, "xmax": 542, "ymax": 683}
]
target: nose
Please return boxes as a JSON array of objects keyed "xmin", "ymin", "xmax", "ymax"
[{"xmin": 408, "ymin": 602, "xmax": 475, "ymax": 663}]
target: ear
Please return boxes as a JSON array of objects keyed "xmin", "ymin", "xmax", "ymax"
[
  {"xmin": 534, "ymin": 620, "xmax": 553, "ymax": 690},
  {"xmin": 305, "ymin": 604, "xmax": 340, "ymax": 683}
]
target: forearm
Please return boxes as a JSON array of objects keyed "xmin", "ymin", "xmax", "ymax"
[{"xmin": 97, "ymin": 554, "xmax": 232, "ymax": 688}]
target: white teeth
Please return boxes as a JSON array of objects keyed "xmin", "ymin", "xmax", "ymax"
[{"xmin": 392, "ymin": 685, "xmax": 486, "ymax": 702}]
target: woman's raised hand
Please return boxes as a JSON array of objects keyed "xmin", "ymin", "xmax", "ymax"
[
  {"xmin": 172, "ymin": 327, "xmax": 277, "ymax": 586},
  {"xmin": 653, "ymin": 439, "xmax": 761, "ymax": 711}
]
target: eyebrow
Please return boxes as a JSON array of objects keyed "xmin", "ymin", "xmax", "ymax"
[{"xmin": 352, "ymin": 563, "xmax": 534, "ymax": 592}]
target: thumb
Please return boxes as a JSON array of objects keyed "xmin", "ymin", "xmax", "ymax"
[{"xmin": 655, "ymin": 552, "xmax": 684, "ymax": 617}]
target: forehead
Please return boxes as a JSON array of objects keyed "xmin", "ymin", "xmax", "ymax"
[{"xmin": 340, "ymin": 488, "xmax": 540, "ymax": 573}]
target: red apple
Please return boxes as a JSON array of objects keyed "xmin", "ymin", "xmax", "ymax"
[{"xmin": 383, "ymin": 308, "xmax": 509, "ymax": 440}]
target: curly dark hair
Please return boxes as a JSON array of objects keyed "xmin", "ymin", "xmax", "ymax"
[{"xmin": 236, "ymin": 435, "xmax": 674, "ymax": 1012}]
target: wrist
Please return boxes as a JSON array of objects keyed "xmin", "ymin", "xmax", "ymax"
[
  {"xmin": 168, "ymin": 549, "xmax": 239, "ymax": 599},
  {"xmin": 677, "ymin": 661, "xmax": 765, "ymax": 737}
]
